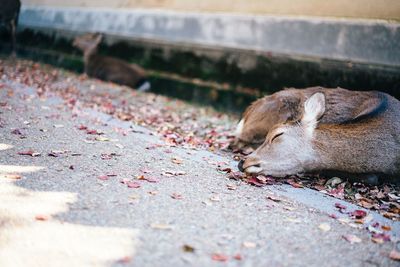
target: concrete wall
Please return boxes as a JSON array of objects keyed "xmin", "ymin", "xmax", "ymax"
[
  {"xmin": 22, "ymin": 0, "xmax": 400, "ymax": 20},
  {"xmin": 19, "ymin": 6, "xmax": 400, "ymax": 67}
]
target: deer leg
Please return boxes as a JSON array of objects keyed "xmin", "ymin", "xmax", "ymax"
[{"xmin": 10, "ymin": 19, "xmax": 17, "ymax": 58}]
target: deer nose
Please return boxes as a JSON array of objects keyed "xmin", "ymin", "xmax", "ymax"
[{"xmin": 238, "ymin": 159, "xmax": 245, "ymax": 172}]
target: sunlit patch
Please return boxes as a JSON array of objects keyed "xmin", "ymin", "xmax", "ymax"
[
  {"xmin": 0, "ymin": 180, "xmax": 139, "ymax": 267},
  {"xmin": 0, "ymin": 144, "xmax": 13, "ymax": 151},
  {"xmin": 0, "ymin": 165, "xmax": 45, "ymax": 174}
]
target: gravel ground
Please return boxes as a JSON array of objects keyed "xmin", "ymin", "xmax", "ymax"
[{"xmin": 0, "ymin": 59, "xmax": 399, "ymax": 266}]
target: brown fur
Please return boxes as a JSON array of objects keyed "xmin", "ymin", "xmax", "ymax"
[
  {"xmin": 241, "ymin": 91, "xmax": 400, "ymax": 181},
  {"xmin": 73, "ymin": 33, "xmax": 148, "ymax": 90},
  {"xmin": 233, "ymin": 87, "xmax": 384, "ymax": 150}
]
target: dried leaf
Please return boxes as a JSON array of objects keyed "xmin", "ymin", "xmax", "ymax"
[
  {"xmin": 342, "ymin": 234, "xmax": 361, "ymax": 244},
  {"xmin": 35, "ymin": 214, "xmax": 50, "ymax": 221},
  {"xmin": 3, "ymin": 174, "xmax": 22, "ymax": 179},
  {"xmin": 233, "ymin": 253, "xmax": 242, "ymax": 260},
  {"xmin": 318, "ymin": 223, "xmax": 331, "ymax": 232},
  {"xmin": 211, "ymin": 253, "xmax": 228, "ymax": 262},
  {"xmin": 226, "ymin": 184, "xmax": 237, "ymax": 190},
  {"xmin": 389, "ymin": 250, "xmax": 400, "ymax": 261},
  {"xmin": 127, "ymin": 181, "xmax": 141, "ymax": 188},
  {"xmin": 171, "ymin": 193, "xmax": 183, "ymax": 200},
  {"xmin": 171, "ymin": 156, "xmax": 183, "ymax": 164},
  {"xmin": 18, "ymin": 150, "xmax": 41, "ymax": 157}
]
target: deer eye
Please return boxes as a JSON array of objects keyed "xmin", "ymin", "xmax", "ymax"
[{"xmin": 270, "ymin": 132, "xmax": 283, "ymax": 143}]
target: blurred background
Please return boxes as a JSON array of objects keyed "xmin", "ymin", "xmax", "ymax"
[{"xmin": 1, "ymin": 0, "xmax": 399, "ymax": 112}]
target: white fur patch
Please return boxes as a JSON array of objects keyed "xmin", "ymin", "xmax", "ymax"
[
  {"xmin": 235, "ymin": 119, "xmax": 244, "ymax": 136},
  {"xmin": 245, "ymin": 166, "xmax": 263, "ymax": 174},
  {"xmin": 301, "ymin": 93, "xmax": 325, "ymax": 136}
]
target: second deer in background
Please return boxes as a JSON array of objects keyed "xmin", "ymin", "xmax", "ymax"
[{"xmin": 73, "ymin": 33, "xmax": 151, "ymax": 92}]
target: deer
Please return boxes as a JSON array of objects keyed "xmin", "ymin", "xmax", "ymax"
[
  {"xmin": 238, "ymin": 91, "xmax": 400, "ymax": 183},
  {"xmin": 0, "ymin": 0, "xmax": 21, "ymax": 57},
  {"xmin": 232, "ymin": 87, "xmax": 387, "ymax": 153},
  {"xmin": 73, "ymin": 33, "xmax": 151, "ymax": 92}
]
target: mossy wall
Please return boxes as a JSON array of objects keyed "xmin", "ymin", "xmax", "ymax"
[{"xmin": 1, "ymin": 28, "xmax": 399, "ymax": 113}]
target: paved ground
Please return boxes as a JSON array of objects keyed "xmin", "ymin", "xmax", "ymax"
[{"xmin": 0, "ymin": 60, "xmax": 399, "ymax": 266}]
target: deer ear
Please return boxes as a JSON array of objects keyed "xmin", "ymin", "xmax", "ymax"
[{"xmin": 301, "ymin": 92, "xmax": 326, "ymax": 126}]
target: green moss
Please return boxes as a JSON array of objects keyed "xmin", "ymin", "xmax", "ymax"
[{"xmin": 1, "ymin": 28, "xmax": 399, "ymax": 114}]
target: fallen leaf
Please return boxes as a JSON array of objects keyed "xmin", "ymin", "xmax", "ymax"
[
  {"xmin": 98, "ymin": 175, "xmax": 109, "ymax": 181},
  {"xmin": 35, "ymin": 215, "xmax": 50, "ymax": 221},
  {"xmin": 226, "ymin": 184, "xmax": 237, "ymax": 190},
  {"xmin": 342, "ymin": 234, "xmax": 362, "ymax": 244},
  {"xmin": 381, "ymin": 225, "xmax": 391, "ymax": 231},
  {"xmin": 389, "ymin": 250, "xmax": 400, "ymax": 261},
  {"xmin": 211, "ymin": 253, "xmax": 228, "ymax": 262},
  {"xmin": 242, "ymin": 241, "xmax": 256, "ymax": 248},
  {"xmin": 117, "ymin": 256, "xmax": 132, "ymax": 264},
  {"xmin": 334, "ymin": 203, "xmax": 347, "ymax": 211},
  {"xmin": 266, "ymin": 194, "xmax": 282, "ymax": 202},
  {"xmin": 150, "ymin": 223, "xmax": 173, "ymax": 230},
  {"xmin": 18, "ymin": 150, "xmax": 41, "ymax": 157},
  {"xmin": 95, "ymin": 136, "xmax": 110, "ymax": 142},
  {"xmin": 351, "ymin": 210, "xmax": 367, "ymax": 219},
  {"xmin": 48, "ymin": 150, "xmax": 66, "ymax": 157},
  {"xmin": 171, "ymin": 193, "xmax": 183, "ymax": 200},
  {"xmin": 233, "ymin": 253, "xmax": 242, "ymax": 260},
  {"xmin": 3, "ymin": 174, "xmax": 22, "ymax": 179},
  {"xmin": 318, "ymin": 223, "xmax": 331, "ymax": 232},
  {"xmin": 127, "ymin": 181, "xmax": 141, "ymax": 188},
  {"xmin": 210, "ymin": 195, "xmax": 221, "ymax": 202},
  {"xmin": 182, "ymin": 245, "xmax": 195, "ymax": 253}
]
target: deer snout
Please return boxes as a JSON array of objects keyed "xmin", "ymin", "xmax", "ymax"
[{"xmin": 238, "ymin": 157, "xmax": 263, "ymax": 174}]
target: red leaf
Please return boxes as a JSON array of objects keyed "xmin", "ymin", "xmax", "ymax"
[
  {"xmin": 86, "ymin": 129, "xmax": 101, "ymax": 135},
  {"xmin": 212, "ymin": 253, "xmax": 229, "ymax": 262},
  {"xmin": 98, "ymin": 175, "xmax": 109, "ymax": 181},
  {"xmin": 35, "ymin": 214, "xmax": 50, "ymax": 221},
  {"xmin": 233, "ymin": 253, "xmax": 242, "ymax": 261},
  {"xmin": 171, "ymin": 193, "xmax": 183, "ymax": 199},
  {"xmin": 286, "ymin": 179, "xmax": 303, "ymax": 188},
  {"xmin": 334, "ymin": 203, "xmax": 347, "ymax": 210},
  {"xmin": 247, "ymin": 177, "xmax": 265, "ymax": 187},
  {"xmin": 389, "ymin": 250, "xmax": 400, "ymax": 261},
  {"xmin": 145, "ymin": 177, "xmax": 159, "ymax": 183},
  {"xmin": 18, "ymin": 150, "xmax": 41, "ymax": 157},
  {"xmin": 351, "ymin": 210, "xmax": 367, "ymax": 219},
  {"xmin": 127, "ymin": 181, "xmax": 141, "ymax": 188}
]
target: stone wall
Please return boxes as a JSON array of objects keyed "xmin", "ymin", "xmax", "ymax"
[{"xmin": 21, "ymin": 0, "xmax": 400, "ymax": 20}]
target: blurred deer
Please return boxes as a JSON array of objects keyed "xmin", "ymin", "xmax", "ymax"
[
  {"xmin": 0, "ymin": 0, "xmax": 21, "ymax": 57},
  {"xmin": 238, "ymin": 91, "xmax": 400, "ymax": 182},
  {"xmin": 232, "ymin": 87, "xmax": 385, "ymax": 152},
  {"xmin": 73, "ymin": 33, "xmax": 150, "ymax": 92}
]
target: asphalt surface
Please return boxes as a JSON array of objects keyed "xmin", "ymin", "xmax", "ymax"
[{"xmin": 0, "ymin": 64, "xmax": 399, "ymax": 267}]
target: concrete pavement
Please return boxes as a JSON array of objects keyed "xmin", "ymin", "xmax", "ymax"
[{"xmin": 0, "ymin": 61, "xmax": 399, "ymax": 266}]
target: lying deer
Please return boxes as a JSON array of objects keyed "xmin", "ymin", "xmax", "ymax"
[
  {"xmin": 0, "ymin": 0, "xmax": 21, "ymax": 57},
  {"xmin": 232, "ymin": 87, "xmax": 385, "ymax": 152},
  {"xmin": 239, "ymin": 91, "xmax": 400, "ymax": 182},
  {"xmin": 73, "ymin": 33, "xmax": 151, "ymax": 91}
]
